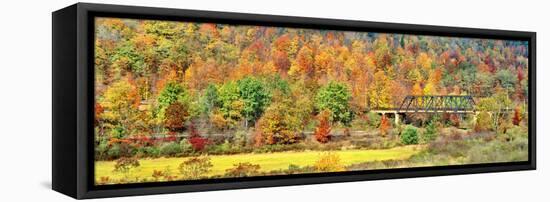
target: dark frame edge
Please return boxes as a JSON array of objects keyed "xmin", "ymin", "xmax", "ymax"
[
  {"xmin": 52, "ymin": 3, "xmax": 78, "ymax": 199},
  {"xmin": 529, "ymin": 32, "xmax": 536, "ymax": 170}
]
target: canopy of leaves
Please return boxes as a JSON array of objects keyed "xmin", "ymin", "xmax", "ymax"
[
  {"xmin": 315, "ymin": 82, "xmax": 353, "ymax": 125},
  {"xmin": 237, "ymin": 77, "xmax": 271, "ymax": 124}
]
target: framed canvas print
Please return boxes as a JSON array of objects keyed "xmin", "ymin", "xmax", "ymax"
[{"xmin": 52, "ymin": 3, "xmax": 536, "ymax": 199}]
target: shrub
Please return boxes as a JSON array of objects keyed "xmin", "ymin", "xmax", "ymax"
[
  {"xmin": 401, "ymin": 125, "xmax": 419, "ymax": 145},
  {"xmin": 180, "ymin": 139, "xmax": 193, "ymax": 154},
  {"xmin": 160, "ymin": 142, "xmax": 182, "ymax": 156},
  {"xmin": 188, "ymin": 123, "xmax": 209, "ymax": 151},
  {"xmin": 178, "ymin": 156, "xmax": 213, "ymax": 180},
  {"xmin": 95, "ymin": 141, "xmax": 109, "ymax": 160},
  {"xmin": 206, "ymin": 140, "xmax": 233, "ymax": 154},
  {"xmin": 422, "ymin": 121, "xmax": 437, "ymax": 143},
  {"xmin": 314, "ymin": 152, "xmax": 344, "ymax": 172},
  {"xmin": 224, "ymin": 162, "xmax": 261, "ymax": 177},
  {"xmin": 152, "ymin": 170, "xmax": 164, "ymax": 181},
  {"xmin": 107, "ymin": 144, "xmax": 121, "ymax": 159},
  {"xmin": 145, "ymin": 146, "xmax": 161, "ymax": 157},
  {"xmin": 189, "ymin": 136, "xmax": 209, "ymax": 151},
  {"xmin": 233, "ymin": 130, "xmax": 248, "ymax": 147},
  {"xmin": 113, "ymin": 157, "xmax": 140, "ymax": 174},
  {"xmin": 219, "ymin": 140, "xmax": 232, "ymax": 152},
  {"xmin": 314, "ymin": 109, "xmax": 332, "ymax": 143},
  {"xmin": 379, "ymin": 114, "xmax": 391, "ymax": 136}
]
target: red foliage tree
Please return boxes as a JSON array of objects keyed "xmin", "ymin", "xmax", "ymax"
[
  {"xmin": 187, "ymin": 122, "xmax": 208, "ymax": 151},
  {"xmin": 314, "ymin": 110, "xmax": 332, "ymax": 143},
  {"xmin": 513, "ymin": 106, "xmax": 523, "ymax": 126}
]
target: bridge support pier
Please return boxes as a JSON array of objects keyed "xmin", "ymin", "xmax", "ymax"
[
  {"xmin": 473, "ymin": 111, "xmax": 480, "ymax": 124},
  {"xmin": 394, "ymin": 113, "xmax": 399, "ymax": 125}
]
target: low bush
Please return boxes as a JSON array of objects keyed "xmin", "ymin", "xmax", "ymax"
[
  {"xmin": 233, "ymin": 130, "xmax": 248, "ymax": 147},
  {"xmin": 160, "ymin": 142, "xmax": 182, "ymax": 156},
  {"xmin": 151, "ymin": 166, "xmax": 178, "ymax": 182},
  {"xmin": 206, "ymin": 140, "xmax": 234, "ymax": 155},
  {"xmin": 178, "ymin": 156, "xmax": 213, "ymax": 180},
  {"xmin": 401, "ymin": 125, "xmax": 419, "ymax": 145},
  {"xmin": 107, "ymin": 144, "xmax": 121, "ymax": 159},
  {"xmin": 113, "ymin": 157, "xmax": 140, "ymax": 174},
  {"xmin": 180, "ymin": 139, "xmax": 194, "ymax": 154},
  {"xmin": 314, "ymin": 152, "xmax": 344, "ymax": 172},
  {"xmin": 95, "ymin": 141, "xmax": 110, "ymax": 160},
  {"xmin": 189, "ymin": 136, "xmax": 209, "ymax": 151},
  {"xmin": 422, "ymin": 121, "xmax": 438, "ymax": 143},
  {"xmin": 224, "ymin": 162, "xmax": 261, "ymax": 177},
  {"xmin": 136, "ymin": 146, "xmax": 160, "ymax": 158}
]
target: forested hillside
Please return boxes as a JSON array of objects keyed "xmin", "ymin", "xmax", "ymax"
[{"xmin": 93, "ymin": 17, "xmax": 529, "ymax": 185}]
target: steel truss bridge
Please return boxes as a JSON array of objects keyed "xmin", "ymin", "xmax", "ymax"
[{"xmin": 370, "ymin": 95, "xmax": 478, "ymax": 125}]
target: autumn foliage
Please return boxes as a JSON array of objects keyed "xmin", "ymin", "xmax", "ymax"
[
  {"xmin": 379, "ymin": 114, "xmax": 391, "ymax": 136},
  {"xmin": 513, "ymin": 106, "xmax": 523, "ymax": 126},
  {"xmin": 187, "ymin": 123, "xmax": 208, "ymax": 151},
  {"xmin": 90, "ymin": 17, "xmax": 531, "ymax": 185},
  {"xmin": 314, "ymin": 110, "xmax": 332, "ymax": 143},
  {"xmin": 164, "ymin": 102, "xmax": 189, "ymax": 133}
]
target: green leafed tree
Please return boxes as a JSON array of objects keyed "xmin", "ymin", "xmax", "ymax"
[
  {"xmin": 496, "ymin": 69, "xmax": 518, "ymax": 92},
  {"xmin": 217, "ymin": 81, "xmax": 244, "ymax": 128},
  {"xmin": 237, "ymin": 77, "xmax": 271, "ymax": 127},
  {"xmin": 315, "ymin": 81, "xmax": 353, "ymax": 125},
  {"xmin": 201, "ymin": 83, "xmax": 219, "ymax": 115}
]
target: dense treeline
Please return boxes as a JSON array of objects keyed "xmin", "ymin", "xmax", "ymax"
[{"xmin": 94, "ymin": 17, "xmax": 529, "ymax": 147}]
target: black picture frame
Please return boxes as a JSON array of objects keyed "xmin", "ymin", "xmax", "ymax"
[{"xmin": 52, "ymin": 2, "xmax": 536, "ymax": 199}]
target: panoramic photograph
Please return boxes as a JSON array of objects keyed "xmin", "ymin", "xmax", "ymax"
[{"xmin": 93, "ymin": 17, "xmax": 529, "ymax": 185}]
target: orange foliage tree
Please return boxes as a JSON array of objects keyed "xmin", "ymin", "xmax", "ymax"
[
  {"xmin": 314, "ymin": 110, "xmax": 332, "ymax": 143},
  {"xmin": 513, "ymin": 106, "xmax": 523, "ymax": 126},
  {"xmin": 379, "ymin": 114, "xmax": 391, "ymax": 136}
]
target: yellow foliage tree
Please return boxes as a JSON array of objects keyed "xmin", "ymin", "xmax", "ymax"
[{"xmin": 367, "ymin": 71, "xmax": 392, "ymax": 108}]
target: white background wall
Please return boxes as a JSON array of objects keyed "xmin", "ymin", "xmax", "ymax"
[{"xmin": 0, "ymin": 0, "xmax": 547, "ymax": 201}]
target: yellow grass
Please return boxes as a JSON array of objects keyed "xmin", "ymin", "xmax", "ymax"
[{"xmin": 95, "ymin": 145, "xmax": 423, "ymax": 182}]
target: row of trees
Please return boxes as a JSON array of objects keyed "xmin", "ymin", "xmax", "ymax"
[{"xmin": 97, "ymin": 72, "xmax": 354, "ymax": 144}]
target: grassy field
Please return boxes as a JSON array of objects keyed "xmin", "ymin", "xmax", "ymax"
[{"xmin": 96, "ymin": 145, "xmax": 423, "ymax": 182}]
